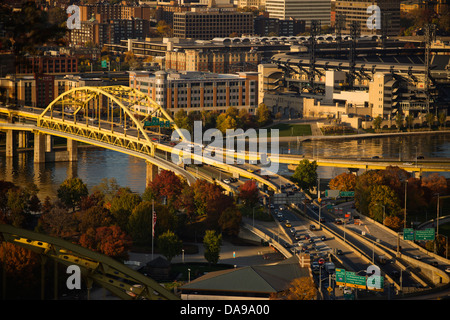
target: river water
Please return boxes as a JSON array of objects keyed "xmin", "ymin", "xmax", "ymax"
[{"xmin": 1, "ymin": 132, "xmax": 450, "ymax": 200}]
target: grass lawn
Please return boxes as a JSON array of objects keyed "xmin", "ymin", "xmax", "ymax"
[{"xmin": 266, "ymin": 123, "xmax": 312, "ymax": 137}]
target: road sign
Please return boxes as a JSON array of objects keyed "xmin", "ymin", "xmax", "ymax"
[
  {"xmin": 335, "ymin": 268, "xmax": 383, "ymax": 291},
  {"xmin": 144, "ymin": 118, "xmax": 171, "ymax": 128},
  {"xmin": 403, "ymin": 228, "xmax": 435, "ymax": 241},
  {"xmin": 101, "ymin": 60, "xmax": 108, "ymax": 68},
  {"xmin": 339, "ymin": 191, "xmax": 355, "ymax": 197},
  {"xmin": 325, "ymin": 189, "xmax": 340, "ymax": 198},
  {"xmin": 344, "ymin": 271, "xmax": 367, "ymax": 289},
  {"xmin": 415, "ymin": 228, "xmax": 435, "ymax": 241},
  {"xmin": 403, "ymin": 228, "xmax": 415, "ymax": 241},
  {"xmin": 335, "ymin": 269, "xmax": 346, "ymax": 286}
]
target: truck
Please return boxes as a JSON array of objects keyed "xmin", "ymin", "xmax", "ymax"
[{"xmin": 324, "ymin": 262, "xmax": 335, "ymax": 274}]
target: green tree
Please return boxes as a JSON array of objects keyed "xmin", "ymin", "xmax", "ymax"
[
  {"xmin": 256, "ymin": 103, "xmax": 271, "ymax": 127},
  {"xmin": 291, "ymin": 159, "xmax": 318, "ymax": 193},
  {"xmin": 405, "ymin": 114, "xmax": 414, "ymax": 130},
  {"xmin": 438, "ymin": 111, "xmax": 447, "ymax": 129},
  {"xmin": 110, "ymin": 188, "xmax": 142, "ymax": 231},
  {"xmin": 57, "ymin": 177, "xmax": 89, "ymax": 211},
  {"xmin": 372, "ymin": 115, "xmax": 383, "ymax": 131},
  {"xmin": 157, "ymin": 230, "xmax": 182, "ymax": 263},
  {"xmin": 425, "ymin": 112, "xmax": 435, "ymax": 129},
  {"xmin": 203, "ymin": 230, "xmax": 222, "ymax": 265},
  {"xmin": 395, "ymin": 113, "xmax": 403, "ymax": 131},
  {"xmin": 127, "ymin": 201, "xmax": 154, "ymax": 246},
  {"xmin": 368, "ymin": 185, "xmax": 402, "ymax": 223}
]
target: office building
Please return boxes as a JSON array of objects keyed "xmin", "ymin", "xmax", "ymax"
[
  {"xmin": 165, "ymin": 49, "xmax": 261, "ymax": 73},
  {"xmin": 129, "ymin": 70, "xmax": 259, "ymax": 115},
  {"xmin": 265, "ymin": 0, "xmax": 331, "ymax": 27},
  {"xmin": 335, "ymin": 0, "xmax": 401, "ymax": 35},
  {"xmin": 172, "ymin": 8, "xmax": 254, "ymax": 39}
]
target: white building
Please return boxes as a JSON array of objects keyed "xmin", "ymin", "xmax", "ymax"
[{"xmin": 265, "ymin": 0, "xmax": 331, "ymax": 27}]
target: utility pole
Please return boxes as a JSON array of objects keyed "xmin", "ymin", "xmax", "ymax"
[
  {"xmin": 348, "ymin": 21, "xmax": 361, "ymax": 90},
  {"xmin": 425, "ymin": 24, "xmax": 436, "ymax": 114}
]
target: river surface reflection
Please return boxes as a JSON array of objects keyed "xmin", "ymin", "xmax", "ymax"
[{"xmin": 1, "ymin": 132, "xmax": 450, "ymax": 200}]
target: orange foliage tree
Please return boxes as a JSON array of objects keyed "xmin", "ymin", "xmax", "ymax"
[
  {"xmin": 79, "ymin": 225, "xmax": 132, "ymax": 261},
  {"xmin": 271, "ymin": 277, "xmax": 317, "ymax": 300},
  {"xmin": 329, "ymin": 172, "xmax": 356, "ymax": 191}
]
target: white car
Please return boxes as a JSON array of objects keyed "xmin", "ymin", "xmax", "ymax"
[
  {"xmin": 445, "ymin": 267, "xmax": 450, "ymax": 274},
  {"xmin": 223, "ymin": 179, "xmax": 231, "ymax": 184}
]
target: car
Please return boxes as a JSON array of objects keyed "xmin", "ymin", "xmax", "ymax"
[
  {"xmin": 223, "ymin": 179, "xmax": 231, "ymax": 184},
  {"xmin": 336, "ymin": 249, "xmax": 343, "ymax": 255},
  {"xmin": 247, "ymin": 168, "xmax": 254, "ymax": 173},
  {"xmin": 309, "ymin": 238, "xmax": 314, "ymax": 243},
  {"xmin": 320, "ymin": 217, "xmax": 326, "ymax": 223},
  {"xmin": 320, "ymin": 235, "xmax": 326, "ymax": 241},
  {"xmin": 445, "ymin": 267, "xmax": 450, "ymax": 274},
  {"xmin": 431, "ymin": 261, "xmax": 439, "ymax": 267},
  {"xmin": 290, "ymin": 227, "xmax": 296, "ymax": 234},
  {"xmin": 371, "ymin": 156, "xmax": 380, "ymax": 159},
  {"xmin": 304, "ymin": 235, "xmax": 310, "ymax": 240},
  {"xmin": 310, "ymin": 224, "xmax": 317, "ymax": 231},
  {"xmin": 285, "ymin": 220, "xmax": 292, "ymax": 228},
  {"xmin": 416, "ymin": 155, "xmax": 425, "ymax": 159},
  {"xmin": 413, "ymin": 255, "xmax": 422, "ymax": 260}
]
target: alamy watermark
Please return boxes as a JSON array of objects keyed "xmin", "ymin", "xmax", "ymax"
[
  {"xmin": 66, "ymin": 5, "xmax": 80, "ymax": 30},
  {"xmin": 367, "ymin": 5, "xmax": 381, "ymax": 30},
  {"xmin": 170, "ymin": 121, "xmax": 280, "ymax": 175}
]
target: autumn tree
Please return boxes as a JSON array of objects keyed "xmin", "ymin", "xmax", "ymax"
[
  {"xmin": 271, "ymin": 277, "xmax": 317, "ymax": 300},
  {"xmin": 0, "ymin": 242, "xmax": 40, "ymax": 298},
  {"xmin": 238, "ymin": 179, "xmax": 259, "ymax": 207},
  {"xmin": 38, "ymin": 205, "xmax": 78, "ymax": 239},
  {"xmin": 329, "ymin": 172, "xmax": 356, "ymax": 191},
  {"xmin": 256, "ymin": 103, "xmax": 271, "ymax": 127},
  {"xmin": 79, "ymin": 225, "xmax": 132, "ymax": 261},
  {"xmin": 75, "ymin": 205, "xmax": 115, "ymax": 234},
  {"xmin": 157, "ymin": 230, "xmax": 183, "ymax": 263},
  {"xmin": 143, "ymin": 170, "xmax": 185, "ymax": 208},
  {"xmin": 218, "ymin": 206, "xmax": 242, "ymax": 236}
]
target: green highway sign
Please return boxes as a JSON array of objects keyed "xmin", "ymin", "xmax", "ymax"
[
  {"xmin": 335, "ymin": 268, "xmax": 384, "ymax": 291},
  {"xmin": 144, "ymin": 117, "xmax": 171, "ymax": 128},
  {"xmin": 336, "ymin": 269, "xmax": 346, "ymax": 286},
  {"xmin": 101, "ymin": 60, "xmax": 108, "ymax": 68},
  {"xmin": 415, "ymin": 228, "xmax": 435, "ymax": 241},
  {"xmin": 344, "ymin": 271, "xmax": 367, "ymax": 289},
  {"xmin": 367, "ymin": 275, "xmax": 384, "ymax": 291},
  {"xmin": 339, "ymin": 191, "xmax": 355, "ymax": 197},
  {"xmin": 403, "ymin": 228, "xmax": 435, "ymax": 241},
  {"xmin": 403, "ymin": 228, "xmax": 415, "ymax": 241}
]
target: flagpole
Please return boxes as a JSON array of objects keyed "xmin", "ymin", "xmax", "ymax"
[{"xmin": 152, "ymin": 199, "xmax": 154, "ymax": 260}]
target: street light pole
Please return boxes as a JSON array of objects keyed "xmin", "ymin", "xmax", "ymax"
[{"xmin": 404, "ymin": 180, "xmax": 408, "ymax": 230}]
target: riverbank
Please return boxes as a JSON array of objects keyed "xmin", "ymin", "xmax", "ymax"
[{"xmin": 262, "ymin": 129, "xmax": 450, "ymax": 142}]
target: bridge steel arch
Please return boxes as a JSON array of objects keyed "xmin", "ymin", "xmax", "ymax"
[
  {"xmin": 38, "ymin": 85, "xmax": 187, "ymax": 154},
  {"xmin": 0, "ymin": 223, "xmax": 179, "ymax": 300}
]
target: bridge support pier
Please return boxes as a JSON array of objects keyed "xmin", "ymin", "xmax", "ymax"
[
  {"xmin": 67, "ymin": 139, "xmax": 78, "ymax": 162},
  {"xmin": 34, "ymin": 132, "xmax": 46, "ymax": 163},
  {"xmin": 45, "ymin": 135, "xmax": 53, "ymax": 153},
  {"xmin": 5, "ymin": 130, "xmax": 16, "ymax": 158},
  {"xmin": 18, "ymin": 131, "xmax": 28, "ymax": 149},
  {"xmin": 146, "ymin": 162, "xmax": 159, "ymax": 186}
]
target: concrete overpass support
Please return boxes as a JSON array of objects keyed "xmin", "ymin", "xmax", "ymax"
[
  {"xmin": 146, "ymin": 162, "xmax": 159, "ymax": 186},
  {"xmin": 34, "ymin": 132, "xmax": 46, "ymax": 163},
  {"xmin": 67, "ymin": 139, "xmax": 78, "ymax": 162},
  {"xmin": 45, "ymin": 135, "xmax": 53, "ymax": 153},
  {"xmin": 5, "ymin": 130, "xmax": 16, "ymax": 158},
  {"xmin": 18, "ymin": 131, "xmax": 28, "ymax": 149}
]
